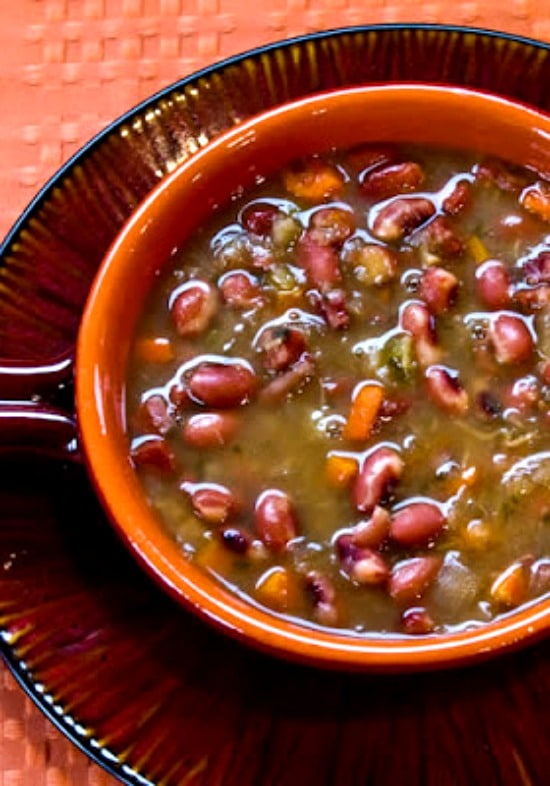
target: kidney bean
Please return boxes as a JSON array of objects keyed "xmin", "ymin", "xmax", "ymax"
[
  {"xmin": 389, "ymin": 555, "xmax": 442, "ymax": 604},
  {"xmin": 259, "ymin": 355, "xmax": 315, "ymax": 404},
  {"xmin": 401, "ymin": 606, "xmax": 435, "ymax": 635},
  {"xmin": 298, "ymin": 231, "xmax": 341, "ymax": 291},
  {"xmin": 254, "ymin": 489, "xmax": 298, "ymax": 551},
  {"xmin": 425, "ymin": 366, "xmax": 469, "ymax": 415},
  {"xmin": 520, "ymin": 181, "xmax": 550, "ymax": 222},
  {"xmin": 400, "ymin": 301, "xmax": 441, "ymax": 367},
  {"xmin": 475, "ymin": 158, "xmax": 530, "ymax": 192},
  {"xmin": 361, "ymin": 161, "xmax": 425, "ymax": 199},
  {"xmin": 138, "ymin": 393, "xmax": 173, "ymax": 435},
  {"xmin": 305, "ymin": 570, "xmax": 338, "ymax": 626},
  {"xmin": 182, "ymin": 412, "xmax": 239, "ymax": 449},
  {"xmin": 390, "ymin": 501, "xmax": 446, "ymax": 546},
  {"xmin": 130, "ymin": 436, "xmax": 176, "ymax": 473},
  {"xmin": 171, "ymin": 280, "xmax": 218, "ymax": 337},
  {"xmin": 219, "ymin": 526, "xmax": 251, "ymax": 555},
  {"xmin": 346, "ymin": 243, "xmax": 398, "ymax": 286},
  {"xmin": 257, "ymin": 326, "xmax": 307, "ymax": 371},
  {"xmin": 489, "ymin": 313, "xmax": 533, "ymax": 364},
  {"xmin": 416, "ymin": 216, "xmax": 464, "ymax": 258},
  {"xmin": 219, "ymin": 270, "xmax": 263, "ymax": 309},
  {"xmin": 188, "ymin": 361, "xmax": 257, "ymax": 407},
  {"xmin": 346, "ymin": 144, "xmax": 396, "ymax": 172},
  {"xmin": 442, "ymin": 180, "xmax": 471, "ymax": 215},
  {"xmin": 522, "ymin": 251, "xmax": 550, "ymax": 285},
  {"xmin": 351, "ymin": 505, "xmax": 391, "ymax": 549},
  {"xmin": 475, "ymin": 260, "xmax": 511, "ymax": 309},
  {"xmin": 241, "ymin": 202, "xmax": 280, "ymax": 236},
  {"xmin": 371, "ymin": 197, "xmax": 436, "ymax": 242},
  {"xmin": 309, "ymin": 207, "xmax": 356, "ymax": 247},
  {"xmin": 353, "ymin": 446, "xmax": 404, "ymax": 513},
  {"xmin": 419, "ymin": 267, "xmax": 459, "ymax": 314},
  {"xmin": 186, "ymin": 482, "xmax": 238, "ymax": 525}
]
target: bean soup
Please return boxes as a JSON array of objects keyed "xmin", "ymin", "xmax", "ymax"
[{"xmin": 126, "ymin": 144, "xmax": 550, "ymax": 636}]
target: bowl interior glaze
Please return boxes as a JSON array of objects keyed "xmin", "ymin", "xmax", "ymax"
[{"xmin": 77, "ymin": 84, "xmax": 550, "ymax": 671}]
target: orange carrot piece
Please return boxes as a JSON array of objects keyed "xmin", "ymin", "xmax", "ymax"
[
  {"xmin": 135, "ymin": 337, "xmax": 174, "ymax": 364},
  {"xmin": 283, "ymin": 160, "xmax": 344, "ymax": 202},
  {"xmin": 490, "ymin": 562, "xmax": 529, "ymax": 607},
  {"xmin": 255, "ymin": 566, "xmax": 294, "ymax": 611},
  {"xmin": 343, "ymin": 382, "xmax": 384, "ymax": 441},
  {"xmin": 195, "ymin": 538, "xmax": 234, "ymax": 575},
  {"xmin": 325, "ymin": 453, "xmax": 358, "ymax": 488}
]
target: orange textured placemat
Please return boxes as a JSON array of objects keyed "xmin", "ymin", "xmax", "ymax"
[{"xmin": 1, "ymin": 2, "xmax": 549, "ymax": 785}]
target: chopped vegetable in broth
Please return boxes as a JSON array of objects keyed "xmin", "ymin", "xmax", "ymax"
[{"xmin": 126, "ymin": 144, "xmax": 550, "ymax": 636}]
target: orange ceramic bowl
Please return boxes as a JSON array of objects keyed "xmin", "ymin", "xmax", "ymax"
[{"xmin": 76, "ymin": 84, "xmax": 550, "ymax": 671}]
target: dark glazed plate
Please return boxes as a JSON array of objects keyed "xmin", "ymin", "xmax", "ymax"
[{"xmin": 1, "ymin": 25, "xmax": 549, "ymax": 786}]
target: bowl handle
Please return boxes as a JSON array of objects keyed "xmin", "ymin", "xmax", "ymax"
[{"xmin": 0, "ymin": 351, "xmax": 79, "ymax": 461}]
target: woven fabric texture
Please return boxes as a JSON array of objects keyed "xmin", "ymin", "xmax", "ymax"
[{"xmin": 0, "ymin": 2, "xmax": 549, "ymax": 785}]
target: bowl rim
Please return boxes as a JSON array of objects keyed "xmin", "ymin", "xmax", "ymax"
[{"xmin": 77, "ymin": 82, "xmax": 550, "ymax": 672}]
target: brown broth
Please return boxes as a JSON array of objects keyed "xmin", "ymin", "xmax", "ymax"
[{"xmin": 126, "ymin": 145, "xmax": 550, "ymax": 636}]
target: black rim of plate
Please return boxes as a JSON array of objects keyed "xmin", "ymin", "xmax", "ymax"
[{"xmin": 1, "ymin": 23, "xmax": 549, "ymax": 786}]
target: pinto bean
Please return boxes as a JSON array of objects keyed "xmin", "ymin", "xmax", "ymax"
[
  {"xmin": 425, "ymin": 365, "xmax": 469, "ymax": 415},
  {"xmin": 188, "ymin": 361, "xmax": 257, "ymax": 407},
  {"xmin": 401, "ymin": 607, "xmax": 435, "ymax": 634},
  {"xmin": 400, "ymin": 301, "xmax": 441, "ymax": 367},
  {"xmin": 185, "ymin": 482, "xmax": 239, "ymax": 525},
  {"xmin": 442, "ymin": 180, "xmax": 471, "ymax": 216},
  {"xmin": 254, "ymin": 489, "xmax": 298, "ymax": 551},
  {"xmin": 371, "ymin": 197, "xmax": 436, "ymax": 242},
  {"xmin": 351, "ymin": 505, "xmax": 391, "ymax": 549},
  {"xmin": 305, "ymin": 570, "xmax": 338, "ymax": 626},
  {"xmin": 336, "ymin": 534, "xmax": 389, "ymax": 585},
  {"xmin": 130, "ymin": 436, "xmax": 176, "ymax": 473},
  {"xmin": 475, "ymin": 260, "xmax": 511, "ymax": 309},
  {"xmin": 259, "ymin": 355, "xmax": 315, "ymax": 404},
  {"xmin": 171, "ymin": 280, "xmax": 218, "ymax": 336},
  {"xmin": 241, "ymin": 202, "xmax": 280, "ymax": 235},
  {"xmin": 389, "ymin": 555, "xmax": 442, "ymax": 604},
  {"xmin": 138, "ymin": 393, "xmax": 173, "ymax": 435},
  {"xmin": 219, "ymin": 270, "xmax": 263, "ymax": 308},
  {"xmin": 520, "ymin": 181, "xmax": 550, "ymax": 222},
  {"xmin": 390, "ymin": 501, "xmax": 446, "ymax": 546},
  {"xmin": 182, "ymin": 412, "xmax": 239, "ymax": 449},
  {"xmin": 298, "ymin": 231, "xmax": 341, "ymax": 291},
  {"xmin": 257, "ymin": 326, "xmax": 307, "ymax": 371},
  {"xmin": 309, "ymin": 207, "xmax": 355, "ymax": 247},
  {"xmin": 353, "ymin": 446, "xmax": 404, "ymax": 513},
  {"xmin": 489, "ymin": 313, "xmax": 533, "ymax": 364},
  {"xmin": 361, "ymin": 161, "xmax": 425, "ymax": 199},
  {"xmin": 419, "ymin": 267, "xmax": 458, "ymax": 314}
]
